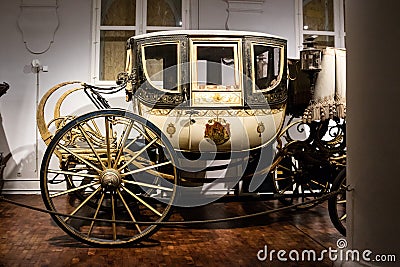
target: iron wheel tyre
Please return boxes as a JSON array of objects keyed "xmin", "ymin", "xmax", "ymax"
[
  {"xmin": 328, "ymin": 168, "xmax": 346, "ymax": 236},
  {"xmin": 40, "ymin": 109, "xmax": 178, "ymax": 247}
]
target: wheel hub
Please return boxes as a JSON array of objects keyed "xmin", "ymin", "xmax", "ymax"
[{"xmin": 100, "ymin": 169, "xmax": 122, "ymax": 191}]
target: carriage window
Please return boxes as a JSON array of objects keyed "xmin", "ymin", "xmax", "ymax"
[
  {"xmin": 142, "ymin": 43, "xmax": 179, "ymax": 91},
  {"xmin": 253, "ymin": 44, "xmax": 283, "ymax": 92},
  {"xmin": 190, "ymin": 41, "xmax": 243, "ymax": 106},
  {"xmin": 192, "ymin": 44, "xmax": 240, "ymax": 91}
]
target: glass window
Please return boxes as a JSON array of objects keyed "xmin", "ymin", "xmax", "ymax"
[
  {"xmin": 303, "ymin": 34, "xmax": 334, "ymax": 49},
  {"xmin": 93, "ymin": 0, "xmax": 187, "ymax": 84},
  {"xmin": 190, "ymin": 41, "xmax": 243, "ymax": 107},
  {"xmin": 147, "ymin": 0, "xmax": 182, "ymax": 27},
  {"xmin": 101, "ymin": 0, "xmax": 136, "ymax": 26},
  {"xmin": 300, "ymin": 0, "xmax": 345, "ymax": 50},
  {"xmin": 303, "ymin": 0, "xmax": 334, "ymax": 31},
  {"xmin": 142, "ymin": 43, "xmax": 179, "ymax": 91},
  {"xmin": 100, "ymin": 30, "xmax": 135, "ymax": 81},
  {"xmin": 192, "ymin": 45, "xmax": 240, "ymax": 91},
  {"xmin": 253, "ymin": 44, "xmax": 283, "ymax": 91}
]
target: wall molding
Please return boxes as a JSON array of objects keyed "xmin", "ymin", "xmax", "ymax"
[
  {"xmin": 225, "ymin": 0, "xmax": 265, "ymax": 13},
  {"xmin": 17, "ymin": 0, "xmax": 59, "ymax": 54}
]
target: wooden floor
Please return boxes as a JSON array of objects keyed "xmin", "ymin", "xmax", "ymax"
[{"xmin": 0, "ymin": 194, "xmax": 343, "ymax": 267}]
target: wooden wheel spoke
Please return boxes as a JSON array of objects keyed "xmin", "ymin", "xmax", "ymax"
[
  {"xmin": 121, "ymin": 161, "xmax": 171, "ymax": 177},
  {"xmin": 65, "ymin": 174, "xmax": 75, "ymax": 188},
  {"xmin": 277, "ymin": 164, "xmax": 292, "ymax": 172},
  {"xmin": 78, "ymin": 124, "xmax": 106, "ymax": 170},
  {"xmin": 87, "ymin": 192, "xmax": 105, "ymax": 237},
  {"xmin": 47, "ymin": 169, "xmax": 100, "ymax": 179},
  {"xmin": 118, "ymin": 138, "xmax": 159, "ymax": 172},
  {"xmin": 280, "ymin": 183, "xmax": 294, "ymax": 194},
  {"xmin": 116, "ymin": 190, "xmax": 142, "ymax": 233},
  {"xmin": 121, "ymin": 185, "xmax": 162, "ymax": 217},
  {"xmin": 122, "ymin": 157, "xmax": 174, "ymax": 180},
  {"xmin": 105, "ymin": 117, "xmax": 112, "ymax": 168},
  {"xmin": 111, "ymin": 193, "xmax": 117, "ymax": 241},
  {"xmin": 122, "ymin": 179, "xmax": 173, "ymax": 192},
  {"xmin": 305, "ymin": 183, "xmax": 316, "ymax": 195},
  {"xmin": 310, "ymin": 179, "xmax": 327, "ymax": 189},
  {"xmin": 275, "ymin": 177, "xmax": 292, "ymax": 181},
  {"xmin": 135, "ymin": 155, "xmax": 154, "ymax": 165},
  {"xmin": 113, "ymin": 121, "xmax": 134, "ymax": 169},
  {"xmin": 339, "ymin": 214, "xmax": 347, "ymax": 221},
  {"xmin": 64, "ymin": 187, "xmax": 102, "ymax": 222},
  {"xmin": 123, "ymin": 135, "xmax": 143, "ymax": 153},
  {"xmin": 57, "ymin": 143, "xmax": 102, "ymax": 173},
  {"xmin": 50, "ymin": 181, "xmax": 100, "ymax": 198}
]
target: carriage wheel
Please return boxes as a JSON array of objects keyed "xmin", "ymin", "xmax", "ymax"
[
  {"xmin": 328, "ymin": 168, "xmax": 346, "ymax": 236},
  {"xmin": 40, "ymin": 109, "xmax": 178, "ymax": 246},
  {"xmin": 270, "ymin": 149, "xmax": 330, "ymax": 209}
]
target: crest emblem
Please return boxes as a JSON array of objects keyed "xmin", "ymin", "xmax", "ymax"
[
  {"xmin": 166, "ymin": 123, "xmax": 176, "ymax": 138},
  {"xmin": 257, "ymin": 122, "xmax": 265, "ymax": 137},
  {"xmin": 204, "ymin": 120, "xmax": 231, "ymax": 145}
]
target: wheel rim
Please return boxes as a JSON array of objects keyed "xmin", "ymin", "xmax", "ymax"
[
  {"xmin": 40, "ymin": 109, "xmax": 177, "ymax": 246},
  {"xmin": 328, "ymin": 169, "xmax": 346, "ymax": 235}
]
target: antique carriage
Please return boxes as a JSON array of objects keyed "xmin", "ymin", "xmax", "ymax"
[{"xmin": 37, "ymin": 30, "xmax": 346, "ymax": 246}]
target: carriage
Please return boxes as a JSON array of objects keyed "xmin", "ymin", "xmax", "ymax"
[{"xmin": 37, "ymin": 30, "xmax": 347, "ymax": 246}]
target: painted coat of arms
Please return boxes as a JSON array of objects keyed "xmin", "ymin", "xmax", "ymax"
[{"xmin": 204, "ymin": 120, "xmax": 231, "ymax": 145}]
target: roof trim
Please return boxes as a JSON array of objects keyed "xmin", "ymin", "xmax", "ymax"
[{"xmin": 131, "ymin": 30, "xmax": 285, "ymax": 41}]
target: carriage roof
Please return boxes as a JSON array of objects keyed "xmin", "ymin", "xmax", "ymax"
[{"xmin": 130, "ymin": 30, "xmax": 286, "ymax": 41}]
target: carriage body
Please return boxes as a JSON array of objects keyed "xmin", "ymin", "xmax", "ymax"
[
  {"xmin": 127, "ymin": 30, "xmax": 287, "ymax": 154},
  {"xmin": 35, "ymin": 30, "xmax": 347, "ymax": 247}
]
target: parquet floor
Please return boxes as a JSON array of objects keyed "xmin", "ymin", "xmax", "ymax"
[{"xmin": 0, "ymin": 195, "xmax": 343, "ymax": 266}]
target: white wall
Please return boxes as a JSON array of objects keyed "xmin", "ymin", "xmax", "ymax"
[
  {"xmin": 0, "ymin": 0, "xmax": 93, "ymax": 192},
  {"xmin": 0, "ymin": 0, "xmax": 299, "ymax": 193},
  {"xmin": 197, "ymin": 0, "xmax": 298, "ymax": 58}
]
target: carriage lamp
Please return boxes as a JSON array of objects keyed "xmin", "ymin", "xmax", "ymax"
[{"xmin": 300, "ymin": 36, "xmax": 322, "ymax": 96}]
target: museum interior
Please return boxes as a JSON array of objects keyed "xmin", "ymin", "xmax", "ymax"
[{"xmin": 0, "ymin": 0, "xmax": 399, "ymax": 266}]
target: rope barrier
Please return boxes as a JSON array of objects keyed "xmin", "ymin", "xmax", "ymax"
[{"xmin": 0, "ymin": 187, "xmax": 346, "ymax": 226}]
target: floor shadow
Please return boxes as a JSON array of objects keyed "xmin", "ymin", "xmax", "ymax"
[
  {"xmin": 47, "ymin": 235, "xmax": 91, "ymax": 248},
  {"xmin": 169, "ymin": 199, "xmax": 303, "ymax": 230},
  {"xmin": 47, "ymin": 234, "xmax": 162, "ymax": 248}
]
